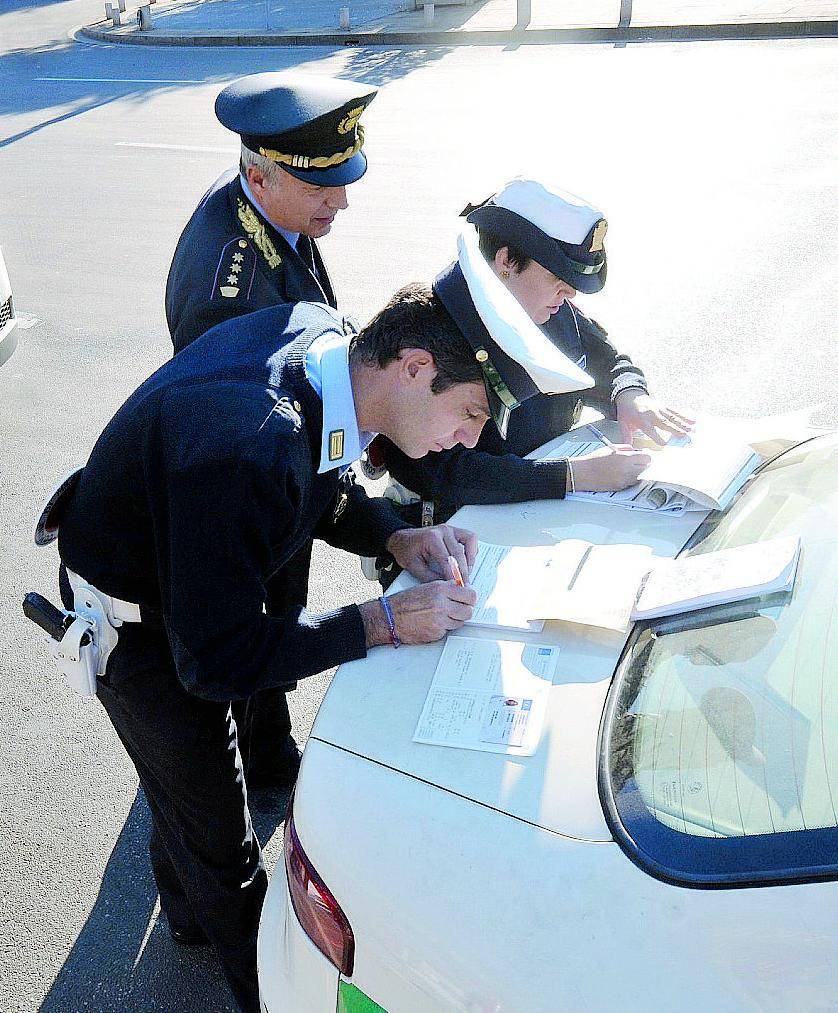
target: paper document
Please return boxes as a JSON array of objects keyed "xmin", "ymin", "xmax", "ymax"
[
  {"xmin": 535, "ymin": 540, "xmax": 655, "ymax": 630},
  {"xmin": 632, "ymin": 536, "xmax": 801, "ymax": 620},
  {"xmin": 466, "ymin": 542, "xmax": 551, "ymax": 632},
  {"xmin": 542, "ymin": 418, "xmax": 761, "ymax": 513},
  {"xmin": 413, "ymin": 637, "xmax": 561, "ymax": 754}
]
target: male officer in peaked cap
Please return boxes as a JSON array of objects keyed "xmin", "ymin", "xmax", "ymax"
[
  {"xmin": 165, "ymin": 72, "xmax": 377, "ymax": 789},
  {"xmin": 165, "ymin": 71, "xmax": 376, "ymax": 354},
  {"xmin": 374, "ymin": 178, "xmax": 692, "ymax": 532},
  {"xmin": 31, "ymin": 260, "xmax": 592, "ymax": 1009}
]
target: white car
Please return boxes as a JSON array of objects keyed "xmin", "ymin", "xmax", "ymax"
[
  {"xmin": 0, "ymin": 244, "xmax": 18, "ymax": 366},
  {"xmin": 258, "ymin": 431, "xmax": 838, "ymax": 1013}
]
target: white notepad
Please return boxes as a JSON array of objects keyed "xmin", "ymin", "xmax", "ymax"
[{"xmin": 631, "ymin": 536, "xmax": 801, "ymax": 620}]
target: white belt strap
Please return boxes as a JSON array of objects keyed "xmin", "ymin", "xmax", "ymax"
[{"xmin": 66, "ymin": 569, "xmax": 142, "ymax": 625}]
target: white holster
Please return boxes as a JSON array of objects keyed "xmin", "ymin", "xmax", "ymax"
[{"xmin": 54, "ymin": 572, "xmax": 141, "ymax": 697}]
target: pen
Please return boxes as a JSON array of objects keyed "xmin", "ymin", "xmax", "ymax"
[
  {"xmin": 586, "ymin": 424, "xmax": 617, "ymax": 450},
  {"xmin": 447, "ymin": 554, "xmax": 465, "ymax": 587}
]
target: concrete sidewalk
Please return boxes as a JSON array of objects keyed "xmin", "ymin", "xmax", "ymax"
[{"xmin": 78, "ymin": 0, "xmax": 838, "ymax": 46}]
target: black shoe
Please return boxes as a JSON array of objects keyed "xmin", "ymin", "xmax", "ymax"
[
  {"xmin": 169, "ymin": 924, "xmax": 210, "ymax": 946},
  {"xmin": 247, "ymin": 737, "xmax": 302, "ymax": 791}
]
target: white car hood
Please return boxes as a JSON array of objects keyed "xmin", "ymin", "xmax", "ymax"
[{"xmin": 312, "ymin": 497, "xmax": 707, "ymax": 842}]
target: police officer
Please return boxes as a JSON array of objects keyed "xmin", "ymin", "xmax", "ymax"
[
  {"xmin": 165, "ymin": 72, "xmax": 377, "ymax": 788},
  {"xmin": 49, "ymin": 263, "xmax": 590, "ymax": 1010},
  {"xmin": 166, "ymin": 71, "xmax": 375, "ymax": 353},
  {"xmin": 374, "ymin": 178, "xmax": 694, "ymax": 528}
]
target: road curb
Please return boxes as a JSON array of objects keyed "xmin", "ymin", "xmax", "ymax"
[{"xmin": 75, "ymin": 19, "xmax": 838, "ymax": 47}]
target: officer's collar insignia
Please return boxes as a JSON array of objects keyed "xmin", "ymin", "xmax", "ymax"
[
  {"xmin": 328, "ymin": 429, "xmax": 345, "ymax": 461},
  {"xmin": 236, "ymin": 198, "xmax": 282, "ymax": 269},
  {"xmin": 589, "ymin": 218, "xmax": 608, "ymax": 253},
  {"xmin": 475, "ymin": 349, "xmax": 520, "ymax": 412}
]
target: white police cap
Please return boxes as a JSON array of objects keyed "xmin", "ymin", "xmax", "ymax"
[{"xmin": 465, "ymin": 178, "xmax": 608, "ymax": 294}]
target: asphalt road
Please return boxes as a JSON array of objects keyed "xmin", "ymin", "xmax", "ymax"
[{"xmin": 1, "ymin": 3, "xmax": 837, "ymax": 1010}]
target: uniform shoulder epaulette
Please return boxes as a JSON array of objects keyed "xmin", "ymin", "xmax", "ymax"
[
  {"xmin": 264, "ymin": 390, "xmax": 305, "ymax": 434},
  {"xmin": 210, "ymin": 237, "xmax": 257, "ymax": 301}
]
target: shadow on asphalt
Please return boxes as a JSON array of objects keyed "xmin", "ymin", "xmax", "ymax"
[{"xmin": 40, "ymin": 788, "xmax": 287, "ymax": 1013}]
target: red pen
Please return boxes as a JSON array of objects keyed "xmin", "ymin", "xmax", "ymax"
[{"xmin": 447, "ymin": 554, "xmax": 465, "ymax": 587}]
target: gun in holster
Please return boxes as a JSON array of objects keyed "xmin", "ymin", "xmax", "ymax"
[
  {"xmin": 22, "ymin": 583, "xmax": 121, "ymax": 698},
  {"xmin": 24, "ymin": 466, "xmax": 122, "ymax": 698}
]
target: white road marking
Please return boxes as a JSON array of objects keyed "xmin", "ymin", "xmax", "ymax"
[
  {"xmin": 36, "ymin": 77, "xmax": 207, "ymax": 84},
  {"xmin": 116, "ymin": 142, "xmax": 237, "ymax": 153},
  {"xmin": 14, "ymin": 313, "xmax": 40, "ymax": 330}
]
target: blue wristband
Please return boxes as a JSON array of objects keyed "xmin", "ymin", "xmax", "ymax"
[{"xmin": 379, "ymin": 595, "xmax": 401, "ymax": 649}]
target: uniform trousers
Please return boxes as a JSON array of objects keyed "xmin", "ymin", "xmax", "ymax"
[{"xmin": 96, "ymin": 621, "xmax": 269, "ymax": 1013}]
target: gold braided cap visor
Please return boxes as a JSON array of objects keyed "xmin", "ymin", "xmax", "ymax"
[{"xmin": 259, "ymin": 126, "xmax": 364, "ymax": 171}]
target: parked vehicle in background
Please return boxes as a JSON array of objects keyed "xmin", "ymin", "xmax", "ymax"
[
  {"xmin": 0, "ymin": 244, "xmax": 18, "ymax": 366},
  {"xmin": 258, "ymin": 431, "xmax": 838, "ymax": 1013}
]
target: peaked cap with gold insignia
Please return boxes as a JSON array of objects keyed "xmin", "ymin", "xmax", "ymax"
[
  {"xmin": 463, "ymin": 178, "xmax": 609, "ymax": 294},
  {"xmin": 216, "ymin": 72, "xmax": 377, "ymax": 187}
]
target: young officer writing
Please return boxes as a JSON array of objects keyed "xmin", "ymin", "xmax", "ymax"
[{"xmin": 40, "ymin": 254, "xmax": 592, "ymax": 1011}]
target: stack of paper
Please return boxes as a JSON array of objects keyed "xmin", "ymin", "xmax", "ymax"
[{"xmin": 631, "ymin": 537, "xmax": 801, "ymax": 621}]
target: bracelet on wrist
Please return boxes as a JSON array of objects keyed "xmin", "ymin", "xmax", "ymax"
[{"xmin": 379, "ymin": 595, "xmax": 401, "ymax": 648}]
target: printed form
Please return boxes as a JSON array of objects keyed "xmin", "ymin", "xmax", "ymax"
[{"xmin": 413, "ymin": 637, "xmax": 561, "ymax": 755}]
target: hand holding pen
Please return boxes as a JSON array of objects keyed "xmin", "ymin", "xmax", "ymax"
[{"xmin": 561, "ymin": 424, "xmax": 651, "ymax": 493}]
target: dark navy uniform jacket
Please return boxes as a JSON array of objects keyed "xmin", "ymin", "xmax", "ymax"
[
  {"xmin": 382, "ymin": 299, "xmax": 647, "ymax": 521},
  {"xmin": 165, "ymin": 169, "xmax": 337, "ymax": 354},
  {"xmin": 59, "ymin": 303, "xmax": 409, "ymax": 702}
]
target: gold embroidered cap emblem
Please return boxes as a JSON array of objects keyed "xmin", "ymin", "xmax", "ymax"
[
  {"xmin": 329, "ymin": 429, "xmax": 345, "ymax": 461},
  {"xmin": 590, "ymin": 219, "xmax": 608, "ymax": 253},
  {"xmin": 337, "ymin": 106, "xmax": 364, "ymax": 136}
]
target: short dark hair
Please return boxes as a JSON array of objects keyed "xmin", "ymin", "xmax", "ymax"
[
  {"xmin": 476, "ymin": 227, "xmax": 532, "ymax": 273},
  {"xmin": 350, "ymin": 282, "xmax": 482, "ymax": 394}
]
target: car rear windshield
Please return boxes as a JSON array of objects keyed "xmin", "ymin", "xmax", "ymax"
[{"xmin": 600, "ymin": 434, "xmax": 838, "ymax": 888}]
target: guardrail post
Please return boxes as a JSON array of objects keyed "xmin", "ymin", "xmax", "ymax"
[{"xmin": 515, "ymin": 0, "xmax": 531, "ymax": 29}]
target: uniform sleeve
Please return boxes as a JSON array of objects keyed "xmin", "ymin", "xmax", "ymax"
[
  {"xmin": 572, "ymin": 305, "xmax": 648, "ymax": 407},
  {"xmin": 314, "ymin": 471, "xmax": 413, "ymax": 555},
  {"xmin": 151, "ymin": 395, "xmax": 367, "ymax": 702},
  {"xmin": 385, "ymin": 440, "xmax": 569, "ymax": 508}
]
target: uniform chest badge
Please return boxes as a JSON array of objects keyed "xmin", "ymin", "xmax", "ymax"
[{"xmin": 333, "ymin": 490, "xmax": 349, "ymax": 522}]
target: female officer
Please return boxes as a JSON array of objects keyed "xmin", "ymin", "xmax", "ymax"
[{"xmin": 370, "ymin": 177, "xmax": 693, "ymax": 531}]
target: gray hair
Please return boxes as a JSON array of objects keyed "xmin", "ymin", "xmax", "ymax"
[{"xmin": 240, "ymin": 144, "xmax": 281, "ymax": 183}]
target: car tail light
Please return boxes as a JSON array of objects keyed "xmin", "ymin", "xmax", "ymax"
[{"xmin": 284, "ymin": 791, "xmax": 355, "ymax": 976}]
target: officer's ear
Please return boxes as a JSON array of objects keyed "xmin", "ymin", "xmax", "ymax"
[
  {"xmin": 397, "ymin": 348, "xmax": 436, "ymax": 385},
  {"xmin": 494, "ymin": 246, "xmax": 516, "ymax": 278},
  {"xmin": 245, "ymin": 164, "xmax": 270, "ymax": 195}
]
